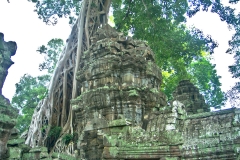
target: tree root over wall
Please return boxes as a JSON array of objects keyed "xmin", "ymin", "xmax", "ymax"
[{"xmin": 25, "ymin": 0, "xmax": 111, "ymax": 156}]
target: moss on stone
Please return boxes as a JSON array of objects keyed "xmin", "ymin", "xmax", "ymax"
[
  {"xmin": 187, "ymin": 108, "xmax": 237, "ymax": 119},
  {"xmin": 7, "ymin": 138, "xmax": 25, "ymax": 146},
  {"xmin": 150, "ymin": 88, "xmax": 159, "ymax": 93},
  {"xmin": 19, "ymin": 143, "xmax": 31, "ymax": 153},
  {"xmin": 128, "ymin": 89, "xmax": 138, "ymax": 96},
  {"xmin": 8, "ymin": 147, "xmax": 22, "ymax": 159},
  {"xmin": 165, "ymin": 157, "xmax": 179, "ymax": 160},
  {"xmin": 108, "ymin": 119, "xmax": 128, "ymax": 127},
  {"xmin": 0, "ymin": 38, "xmax": 4, "ymax": 50},
  {"xmin": 51, "ymin": 152, "xmax": 76, "ymax": 160},
  {"xmin": 109, "ymin": 146, "xmax": 118, "ymax": 158},
  {"xmin": 0, "ymin": 114, "xmax": 16, "ymax": 126},
  {"xmin": 22, "ymin": 152, "xmax": 37, "ymax": 160},
  {"xmin": 29, "ymin": 147, "xmax": 48, "ymax": 153}
]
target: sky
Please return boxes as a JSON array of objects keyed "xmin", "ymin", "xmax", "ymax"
[
  {"xmin": 0, "ymin": 0, "xmax": 71, "ymax": 100},
  {"xmin": 0, "ymin": 0, "xmax": 239, "ymax": 108}
]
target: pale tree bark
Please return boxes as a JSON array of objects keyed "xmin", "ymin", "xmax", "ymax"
[
  {"xmin": 25, "ymin": 0, "xmax": 112, "ymax": 154},
  {"xmin": 71, "ymin": 0, "xmax": 87, "ymax": 101}
]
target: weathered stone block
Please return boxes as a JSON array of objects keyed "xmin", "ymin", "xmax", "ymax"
[
  {"xmin": 8, "ymin": 147, "xmax": 22, "ymax": 159},
  {"xmin": 7, "ymin": 138, "xmax": 25, "ymax": 146},
  {"xmin": 52, "ymin": 152, "xmax": 76, "ymax": 160},
  {"xmin": 103, "ymin": 135, "xmax": 118, "ymax": 147},
  {"xmin": 166, "ymin": 124, "xmax": 176, "ymax": 130},
  {"xmin": 167, "ymin": 118, "xmax": 177, "ymax": 124}
]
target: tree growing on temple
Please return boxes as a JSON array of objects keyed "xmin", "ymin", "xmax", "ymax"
[
  {"xmin": 25, "ymin": 0, "xmax": 231, "ymax": 107},
  {"xmin": 19, "ymin": 0, "xmax": 239, "ymax": 153}
]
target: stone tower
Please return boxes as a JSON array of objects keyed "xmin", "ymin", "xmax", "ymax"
[
  {"xmin": 172, "ymin": 80, "xmax": 209, "ymax": 114},
  {"xmin": 70, "ymin": 25, "xmax": 167, "ymax": 159}
]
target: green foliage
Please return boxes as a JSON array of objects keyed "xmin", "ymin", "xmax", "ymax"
[
  {"xmin": 188, "ymin": 57, "xmax": 226, "ymax": 108},
  {"xmin": 25, "ymin": 0, "xmax": 239, "ymax": 110},
  {"xmin": 112, "ymin": 1, "xmax": 217, "ymax": 64},
  {"xmin": 12, "ymin": 74, "xmax": 49, "ymax": 109},
  {"xmin": 161, "ymin": 55, "xmax": 226, "ymax": 108},
  {"xmin": 29, "ymin": 0, "xmax": 239, "ymax": 26},
  {"xmin": 48, "ymin": 126, "xmax": 62, "ymax": 139},
  {"xmin": 62, "ymin": 133, "xmax": 73, "ymax": 145},
  {"xmin": 161, "ymin": 70, "xmax": 189, "ymax": 101},
  {"xmin": 37, "ymin": 38, "xmax": 64, "ymax": 74},
  {"xmin": 29, "ymin": 0, "xmax": 81, "ymax": 25},
  {"xmin": 221, "ymin": 1, "xmax": 240, "ymax": 106},
  {"xmin": 112, "ymin": 0, "xmax": 226, "ymax": 108},
  {"xmin": 41, "ymin": 125, "xmax": 48, "ymax": 131},
  {"xmin": 226, "ymin": 27, "xmax": 240, "ymax": 107},
  {"xmin": 12, "ymin": 37, "xmax": 63, "ymax": 134},
  {"xmin": 128, "ymin": 90, "xmax": 138, "ymax": 97},
  {"xmin": 24, "ymin": 0, "xmax": 238, "ymax": 108},
  {"xmin": 46, "ymin": 126, "xmax": 62, "ymax": 150},
  {"xmin": 12, "ymin": 74, "xmax": 50, "ymax": 134},
  {"xmin": 226, "ymin": 86, "xmax": 240, "ymax": 107},
  {"xmin": 229, "ymin": 0, "xmax": 240, "ymax": 3}
]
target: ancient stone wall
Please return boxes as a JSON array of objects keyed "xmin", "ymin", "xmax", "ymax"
[
  {"xmin": 69, "ymin": 25, "xmax": 240, "ymax": 159},
  {"xmin": 3, "ymin": 25, "xmax": 240, "ymax": 160},
  {"xmin": 7, "ymin": 108, "xmax": 240, "ymax": 160},
  {"xmin": 182, "ymin": 108, "xmax": 240, "ymax": 159},
  {"xmin": 99, "ymin": 87, "xmax": 240, "ymax": 160}
]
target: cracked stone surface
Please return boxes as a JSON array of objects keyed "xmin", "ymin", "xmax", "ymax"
[
  {"xmin": 70, "ymin": 26, "xmax": 240, "ymax": 160},
  {"xmin": 0, "ymin": 33, "xmax": 18, "ymax": 160}
]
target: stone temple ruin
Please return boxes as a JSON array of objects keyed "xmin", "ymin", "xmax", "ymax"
[
  {"xmin": 1, "ymin": 1, "xmax": 240, "ymax": 158},
  {"xmin": 69, "ymin": 25, "xmax": 239, "ymax": 160},
  {"xmin": 1, "ymin": 23, "xmax": 240, "ymax": 160}
]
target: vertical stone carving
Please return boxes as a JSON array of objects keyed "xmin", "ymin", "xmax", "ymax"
[{"xmin": 0, "ymin": 33, "xmax": 18, "ymax": 159}]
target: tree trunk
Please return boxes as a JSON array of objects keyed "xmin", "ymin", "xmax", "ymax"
[{"xmin": 25, "ymin": 0, "xmax": 112, "ymax": 154}]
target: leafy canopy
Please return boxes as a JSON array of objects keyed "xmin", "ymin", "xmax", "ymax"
[
  {"xmin": 188, "ymin": 56, "xmax": 226, "ymax": 108},
  {"xmin": 12, "ymin": 74, "xmax": 50, "ymax": 133},
  {"xmin": 227, "ymin": 27, "xmax": 240, "ymax": 107},
  {"xmin": 112, "ymin": 0, "xmax": 225, "ymax": 108},
  {"xmin": 37, "ymin": 38, "xmax": 64, "ymax": 73},
  {"xmin": 25, "ymin": 0, "xmax": 229, "ymax": 108},
  {"xmin": 27, "ymin": 0, "xmax": 240, "ymax": 27},
  {"xmin": 12, "ymin": 38, "xmax": 64, "ymax": 134},
  {"xmin": 28, "ymin": 0, "xmax": 81, "ymax": 25}
]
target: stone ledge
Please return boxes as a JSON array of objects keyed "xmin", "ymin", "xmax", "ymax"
[{"xmin": 186, "ymin": 108, "xmax": 239, "ymax": 119}]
